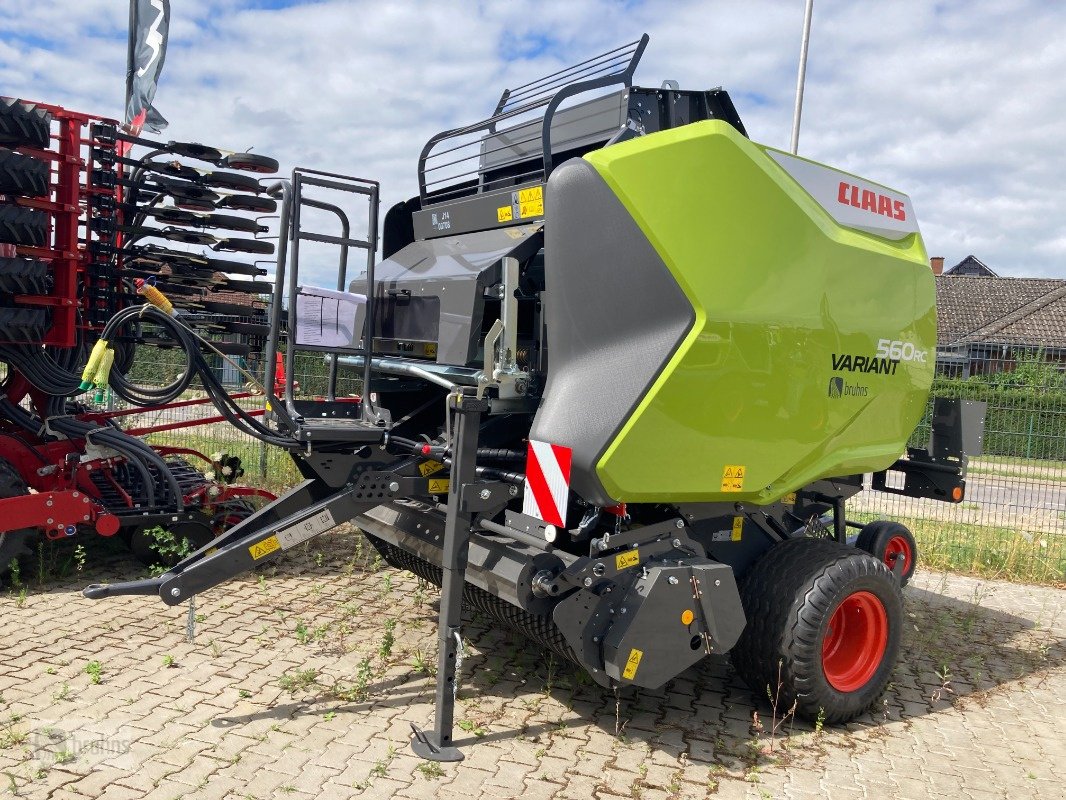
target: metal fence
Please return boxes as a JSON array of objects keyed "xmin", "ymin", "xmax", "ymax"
[
  {"xmin": 855, "ymin": 347, "xmax": 1066, "ymax": 582},
  {"xmin": 105, "ymin": 342, "xmax": 1066, "ymax": 584}
]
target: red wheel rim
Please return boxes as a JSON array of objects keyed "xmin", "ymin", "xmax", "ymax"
[
  {"xmin": 883, "ymin": 534, "xmax": 913, "ymax": 574},
  {"xmin": 821, "ymin": 590, "xmax": 889, "ymax": 692}
]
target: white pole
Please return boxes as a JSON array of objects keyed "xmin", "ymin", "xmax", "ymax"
[{"xmin": 790, "ymin": 0, "xmax": 815, "ymax": 154}]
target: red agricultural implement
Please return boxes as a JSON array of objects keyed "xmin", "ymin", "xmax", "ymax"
[{"xmin": 0, "ymin": 98, "xmax": 280, "ymax": 571}]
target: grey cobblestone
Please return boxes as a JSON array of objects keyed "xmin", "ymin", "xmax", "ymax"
[{"xmin": 1, "ymin": 531, "xmax": 1063, "ymax": 799}]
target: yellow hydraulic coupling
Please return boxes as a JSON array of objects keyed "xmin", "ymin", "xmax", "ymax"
[
  {"xmin": 135, "ymin": 278, "xmax": 174, "ymax": 315},
  {"xmin": 79, "ymin": 339, "xmax": 110, "ymax": 391}
]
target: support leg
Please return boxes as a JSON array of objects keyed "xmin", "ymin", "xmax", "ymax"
[{"xmin": 410, "ymin": 389, "xmax": 486, "ymax": 762}]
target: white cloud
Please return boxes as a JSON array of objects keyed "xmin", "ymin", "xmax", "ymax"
[{"xmin": 0, "ymin": 0, "xmax": 1063, "ymax": 279}]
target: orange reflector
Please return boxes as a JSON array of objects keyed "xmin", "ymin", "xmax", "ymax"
[
  {"xmin": 952, "ymin": 486, "xmax": 964, "ymax": 502},
  {"xmin": 681, "ymin": 609, "xmax": 695, "ymax": 626}
]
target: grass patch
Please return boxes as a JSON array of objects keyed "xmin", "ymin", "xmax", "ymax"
[{"xmin": 855, "ymin": 512, "xmax": 1065, "ymax": 585}]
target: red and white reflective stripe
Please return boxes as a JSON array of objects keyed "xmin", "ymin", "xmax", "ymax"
[{"xmin": 522, "ymin": 440, "xmax": 572, "ymax": 528}]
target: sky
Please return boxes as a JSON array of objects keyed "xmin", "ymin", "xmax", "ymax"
[{"xmin": 1, "ymin": 0, "xmax": 1064, "ymax": 284}]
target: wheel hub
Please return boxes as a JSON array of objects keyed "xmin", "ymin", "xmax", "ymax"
[{"xmin": 821, "ymin": 590, "xmax": 889, "ymax": 692}]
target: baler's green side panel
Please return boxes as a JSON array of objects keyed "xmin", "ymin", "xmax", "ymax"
[{"xmin": 585, "ymin": 120, "xmax": 935, "ymax": 504}]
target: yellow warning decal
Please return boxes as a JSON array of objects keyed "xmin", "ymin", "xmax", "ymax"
[
  {"xmin": 497, "ymin": 205, "xmax": 513, "ymax": 222},
  {"xmin": 720, "ymin": 464, "xmax": 746, "ymax": 492},
  {"xmin": 615, "ymin": 549, "xmax": 640, "ymax": 570},
  {"xmin": 622, "ymin": 648, "xmax": 643, "ymax": 680},
  {"xmin": 783, "ymin": 492, "xmax": 797, "ymax": 505},
  {"xmin": 428, "ymin": 478, "xmax": 450, "ymax": 494},
  {"xmin": 424, "ymin": 342, "xmax": 437, "ymax": 358},
  {"xmin": 517, "ymin": 186, "xmax": 544, "ymax": 218},
  {"xmin": 731, "ymin": 516, "xmax": 744, "ymax": 541},
  {"xmin": 418, "ymin": 460, "xmax": 445, "ymax": 477},
  {"xmin": 249, "ymin": 535, "xmax": 280, "ymax": 561}
]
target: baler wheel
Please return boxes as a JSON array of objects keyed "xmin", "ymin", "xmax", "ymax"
[
  {"xmin": 0, "ymin": 149, "xmax": 49, "ymax": 197},
  {"xmin": 856, "ymin": 520, "xmax": 917, "ymax": 585},
  {"xmin": 0, "ymin": 205, "xmax": 47, "ymax": 247},
  {"xmin": 0, "ymin": 457, "xmax": 38, "ymax": 577},
  {"xmin": 730, "ymin": 537, "xmax": 902, "ymax": 724}
]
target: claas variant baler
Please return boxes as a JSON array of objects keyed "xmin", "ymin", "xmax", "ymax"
[{"xmin": 87, "ymin": 36, "xmax": 984, "ymax": 761}]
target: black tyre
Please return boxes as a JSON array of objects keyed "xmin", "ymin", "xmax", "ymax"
[
  {"xmin": 158, "ymin": 228, "xmax": 216, "ymax": 245},
  {"xmin": 0, "ymin": 149, "xmax": 49, "ymax": 197},
  {"xmin": 173, "ymin": 197, "xmax": 216, "ymax": 212},
  {"xmin": 0, "ymin": 307, "xmax": 49, "ymax": 342},
  {"xmin": 165, "ymin": 141, "xmax": 223, "ymax": 163},
  {"xmin": 203, "ymin": 213, "xmax": 263, "ymax": 233},
  {"xmin": 0, "ymin": 205, "xmax": 47, "ymax": 246},
  {"xmin": 730, "ymin": 537, "xmax": 903, "ymax": 725},
  {"xmin": 220, "ymin": 279, "xmax": 270, "ymax": 295},
  {"xmin": 0, "ymin": 99, "xmax": 51, "ymax": 149},
  {"xmin": 856, "ymin": 520, "xmax": 917, "ymax": 586},
  {"xmin": 149, "ymin": 207, "xmax": 199, "ymax": 226},
  {"xmin": 0, "ymin": 257, "xmax": 49, "ymax": 294},
  {"xmin": 222, "ymin": 321, "xmax": 270, "ymax": 337},
  {"xmin": 214, "ymin": 237, "xmax": 274, "ymax": 255},
  {"xmin": 202, "ymin": 170, "xmax": 261, "ymax": 193},
  {"xmin": 0, "ymin": 457, "xmax": 37, "ymax": 576},
  {"xmin": 217, "ymin": 194, "xmax": 277, "ymax": 214},
  {"xmin": 220, "ymin": 153, "xmax": 279, "ymax": 174}
]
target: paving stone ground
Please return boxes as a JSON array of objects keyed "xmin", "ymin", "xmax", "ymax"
[{"xmin": 0, "ymin": 527, "xmax": 1063, "ymax": 800}]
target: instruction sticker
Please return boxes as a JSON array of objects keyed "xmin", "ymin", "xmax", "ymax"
[
  {"xmin": 622, "ymin": 648, "xmax": 643, "ymax": 680},
  {"xmin": 731, "ymin": 516, "xmax": 744, "ymax": 542},
  {"xmin": 278, "ymin": 508, "xmax": 336, "ymax": 550},
  {"xmin": 720, "ymin": 465, "xmax": 746, "ymax": 492},
  {"xmin": 418, "ymin": 460, "xmax": 445, "ymax": 477},
  {"xmin": 249, "ymin": 535, "xmax": 280, "ymax": 561},
  {"xmin": 517, "ymin": 186, "xmax": 544, "ymax": 218},
  {"xmin": 428, "ymin": 478, "xmax": 450, "ymax": 494},
  {"xmin": 615, "ymin": 549, "xmax": 640, "ymax": 570},
  {"xmin": 496, "ymin": 205, "xmax": 513, "ymax": 222}
]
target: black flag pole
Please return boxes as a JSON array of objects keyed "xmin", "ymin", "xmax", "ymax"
[{"xmin": 125, "ymin": 0, "xmax": 171, "ymax": 134}]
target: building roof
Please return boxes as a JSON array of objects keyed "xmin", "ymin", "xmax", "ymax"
[
  {"xmin": 936, "ymin": 275, "xmax": 1066, "ymax": 348},
  {"xmin": 944, "ymin": 255, "xmax": 998, "ymax": 277}
]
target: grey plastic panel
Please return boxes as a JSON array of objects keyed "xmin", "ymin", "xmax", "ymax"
[
  {"xmin": 480, "ymin": 90, "xmax": 627, "ymax": 172},
  {"xmin": 529, "ymin": 159, "xmax": 694, "ymax": 506},
  {"xmin": 349, "ymin": 224, "xmax": 542, "ymax": 366}
]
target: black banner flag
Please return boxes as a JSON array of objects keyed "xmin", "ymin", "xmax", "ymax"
[{"xmin": 125, "ymin": 0, "xmax": 170, "ymax": 133}]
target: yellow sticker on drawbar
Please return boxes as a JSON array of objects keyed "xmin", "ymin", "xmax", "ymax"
[
  {"xmin": 249, "ymin": 535, "xmax": 280, "ymax": 561},
  {"xmin": 783, "ymin": 492, "xmax": 797, "ymax": 505},
  {"xmin": 427, "ymin": 478, "xmax": 450, "ymax": 494},
  {"xmin": 721, "ymin": 464, "xmax": 746, "ymax": 492},
  {"xmin": 517, "ymin": 186, "xmax": 544, "ymax": 218},
  {"xmin": 622, "ymin": 648, "xmax": 643, "ymax": 680},
  {"xmin": 615, "ymin": 549, "xmax": 640, "ymax": 570},
  {"xmin": 731, "ymin": 517, "xmax": 744, "ymax": 542},
  {"xmin": 497, "ymin": 206, "xmax": 513, "ymax": 222},
  {"xmin": 418, "ymin": 460, "xmax": 445, "ymax": 477}
]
